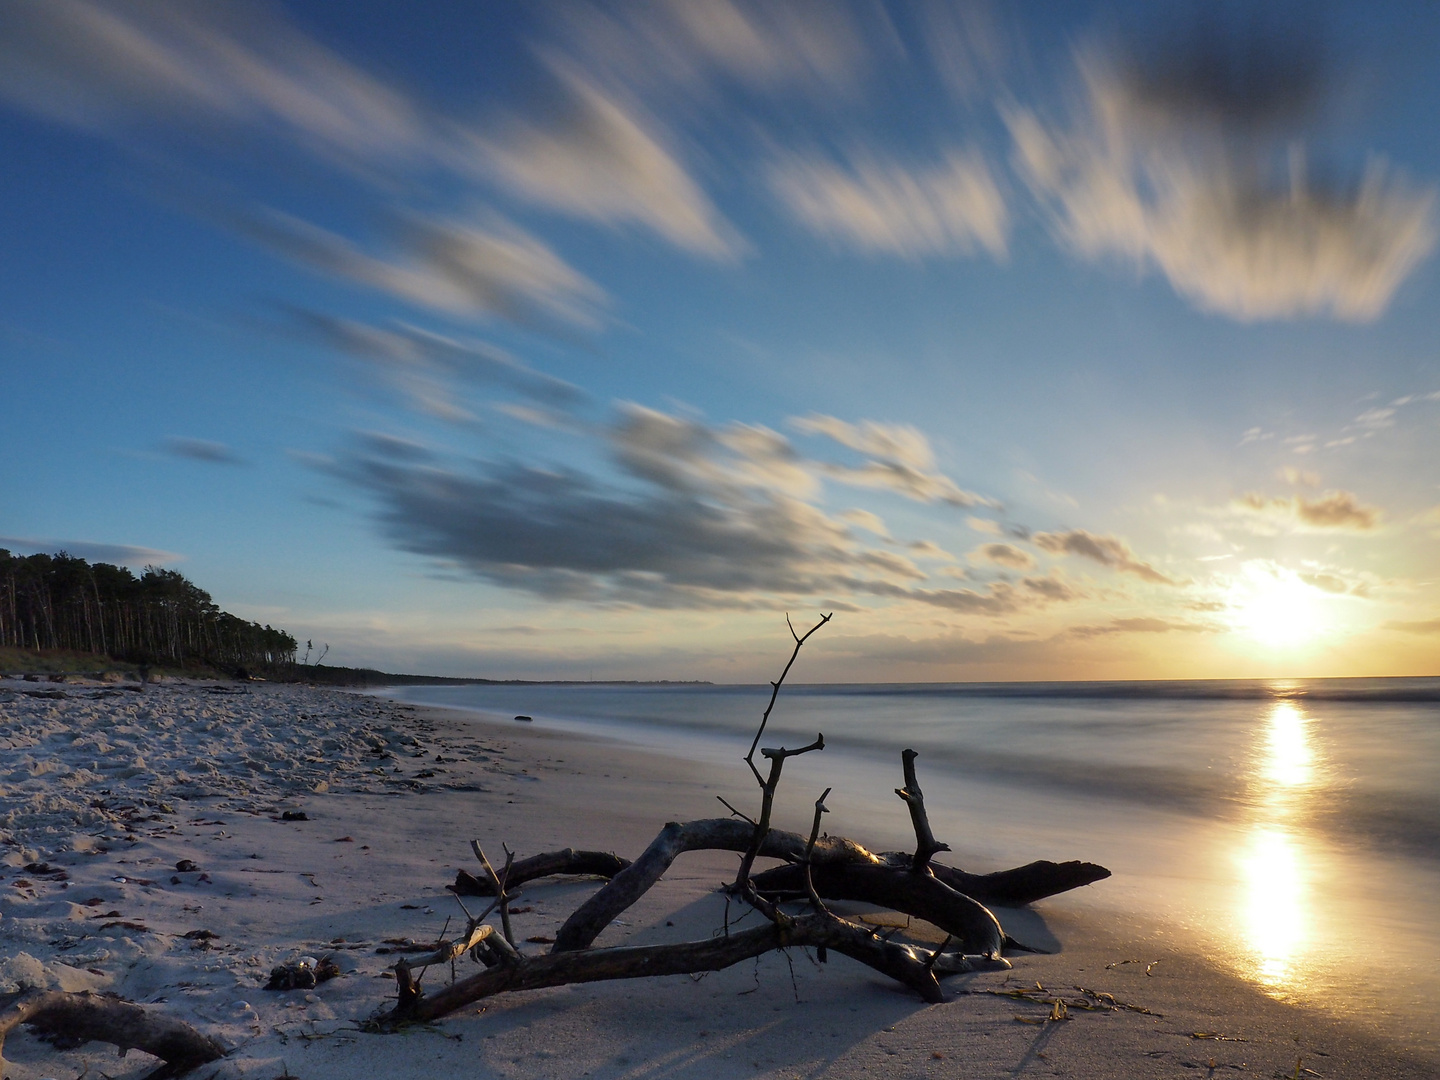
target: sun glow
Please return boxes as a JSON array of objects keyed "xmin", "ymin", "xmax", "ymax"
[{"xmin": 1228, "ymin": 563, "xmax": 1335, "ymax": 648}]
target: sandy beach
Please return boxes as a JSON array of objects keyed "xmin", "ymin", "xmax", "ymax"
[{"xmin": 2, "ymin": 677, "xmax": 1435, "ymax": 1080}]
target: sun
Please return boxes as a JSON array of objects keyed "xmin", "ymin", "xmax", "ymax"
[{"xmin": 1228, "ymin": 563, "xmax": 1335, "ymax": 648}]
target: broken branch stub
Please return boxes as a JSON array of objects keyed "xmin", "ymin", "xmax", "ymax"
[{"xmin": 896, "ymin": 748, "xmax": 950, "ymax": 871}]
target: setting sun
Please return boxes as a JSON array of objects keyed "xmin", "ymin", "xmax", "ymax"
[{"xmin": 1229, "ymin": 564, "xmax": 1338, "ymax": 649}]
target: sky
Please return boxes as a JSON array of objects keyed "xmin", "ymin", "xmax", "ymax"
[{"xmin": 2, "ymin": 0, "xmax": 1438, "ymax": 683}]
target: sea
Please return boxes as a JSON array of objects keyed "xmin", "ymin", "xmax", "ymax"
[{"xmin": 374, "ymin": 677, "xmax": 1440, "ymax": 1054}]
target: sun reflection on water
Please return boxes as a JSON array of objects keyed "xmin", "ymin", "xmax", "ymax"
[
  {"xmin": 1262, "ymin": 702, "xmax": 1313, "ymax": 792},
  {"xmin": 1236, "ymin": 700, "xmax": 1322, "ymax": 991},
  {"xmin": 1240, "ymin": 825, "xmax": 1307, "ymax": 985}
]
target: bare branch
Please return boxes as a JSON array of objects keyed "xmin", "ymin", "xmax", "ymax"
[
  {"xmin": 802, "ymin": 787, "xmax": 833, "ymax": 914},
  {"xmin": 744, "ymin": 613, "xmax": 831, "ymax": 785},
  {"xmin": 472, "ymin": 842, "xmax": 519, "ymax": 947},
  {"xmin": 716, "ymin": 796, "xmax": 756, "ymax": 824}
]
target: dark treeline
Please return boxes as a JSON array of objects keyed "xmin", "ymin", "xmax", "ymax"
[{"xmin": 0, "ymin": 550, "xmax": 297, "ymax": 672}]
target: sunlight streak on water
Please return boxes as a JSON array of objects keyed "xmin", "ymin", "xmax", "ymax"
[
  {"xmin": 1240, "ymin": 825, "xmax": 1308, "ymax": 984},
  {"xmin": 1262, "ymin": 702, "xmax": 1313, "ymax": 791},
  {"xmin": 1237, "ymin": 699, "xmax": 1322, "ymax": 990}
]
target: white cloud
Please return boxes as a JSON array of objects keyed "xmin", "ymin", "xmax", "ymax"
[
  {"xmin": 0, "ymin": 0, "xmax": 432, "ymax": 171},
  {"xmin": 769, "ymin": 148, "xmax": 1008, "ymax": 258},
  {"xmin": 1007, "ymin": 51, "xmax": 1437, "ymax": 321},
  {"xmin": 556, "ymin": 0, "xmax": 867, "ymax": 96},
  {"xmin": 840, "ymin": 509, "xmax": 890, "ymax": 538},
  {"xmin": 791, "ymin": 414, "xmax": 997, "ymax": 508},
  {"xmin": 471, "ymin": 63, "xmax": 740, "ymax": 258}
]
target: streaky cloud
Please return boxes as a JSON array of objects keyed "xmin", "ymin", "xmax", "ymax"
[
  {"xmin": 792, "ymin": 414, "xmax": 997, "ymax": 508},
  {"xmin": 240, "ymin": 210, "xmax": 606, "ymax": 329},
  {"xmin": 769, "ymin": 148, "xmax": 1008, "ymax": 258},
  {"xmin": 470, "ymin": 60, "xmax": 741, "ymax": 258},
  {"xmin": 1031, "ymin": 528, "xmax": 1179, "ymax": 585},
  {"xmin": 1007, "ymin": 40, "xmax": 1436, "ymax": 321}
]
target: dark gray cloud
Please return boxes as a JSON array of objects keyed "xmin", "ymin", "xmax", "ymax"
[
  {"xmin": 331, "ymin": 404, "xmax": 1030, "ymax": 612},
  {"xmin": 1119, "ymin": 14, "xmax": 1326, "ymax": 132},
  {"xmin": 164, "ymin": 437, "xmax": 243, "ymax": 465},
  {"xmin": 0, "ymin": 536, "xmax": 182, "ymax": 567}
]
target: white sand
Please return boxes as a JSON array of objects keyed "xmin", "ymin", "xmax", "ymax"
[{"xmin": 2, "ymin": 677, "xmax": 1435, "ymax": 1079}]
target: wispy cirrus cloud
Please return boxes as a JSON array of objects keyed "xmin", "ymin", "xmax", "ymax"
[
  {"xmin": 1232, "ymin": 490, "xmax": 1381, "ymax": 533},
  {"xmin": 769, "ymin": 148, "xmax": 1008, "ymax": 258},
  {"xmin": 164, "ymin": 437, "xmax": 244, "ymax": 465},
  {"xmin": 287, "ymin": 309, "xmax": 585, "ymax": 422},
  {"xmin": 469, "ymin": 62, "xmax": 741, "ymax": 259},
  {"xmin": 791, "ymin": 414, "xmax": 997, "ymax": 508},
  {"xmin": 0, "ymin": 0, "xmax": 433, "ymax": 171},
  {"xmin": 240, "ymin": 211, "xmax": 607, "ymax": 330},
  {"xmin": 549, "ymin": 0, "xmax": 868, "ymax": 99},
  {"xmin": 1006, "ymin": 32, "xmax": 1436, "ymax": 321}
]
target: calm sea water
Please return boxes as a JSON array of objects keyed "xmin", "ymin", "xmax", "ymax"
[{"xmin": 376, "ymin": 678, "xmax": 1440, "ymax": 1054}]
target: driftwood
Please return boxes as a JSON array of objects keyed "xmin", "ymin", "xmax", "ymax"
[
  {"xmin": 752, "ymin": 856, "xmax": 1112, "ymax": 908},
  {"xmin": 0, "ymin": 988, "xmax": 226, "ymax": 1080},
  {"xmin": 380, "ymin": 614, "xmax": 1111, "ymax": 1027},
  {"xmin": 453, "ymin": 845, "xmax": 1109, "ymax": 910}
]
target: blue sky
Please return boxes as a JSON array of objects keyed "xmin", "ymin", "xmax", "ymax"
[{"xmin": 3, "ymin": 1, "xmax": 1438, "ymax": 681}]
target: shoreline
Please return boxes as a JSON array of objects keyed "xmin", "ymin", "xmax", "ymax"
[{"xmin": 2, "ymin": 678, "xmax": 1435, "ymax": 1078}]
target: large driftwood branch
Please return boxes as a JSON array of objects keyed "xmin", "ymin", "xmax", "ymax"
[
  {"xmin": 752, "ymin": 857, "xmax": 1112, "ymax": 908},
  {"xmin": 383, "ymin": 909, "xmax": 943, "ymax": 1026},
  {"xmin": 457, "ymin": 843, "xmax": 1110, "ymax": 909},
  {"xmin": 0, "ymin": 988, "xmax": 226, "ymax": 1080},
  {"xmin": 746, "ymin": 862, "xmax": 1007, "ymax": 954},
  {"xmin": 552, "ymin": 817, "xmax": 875, "ymax": 952}
]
